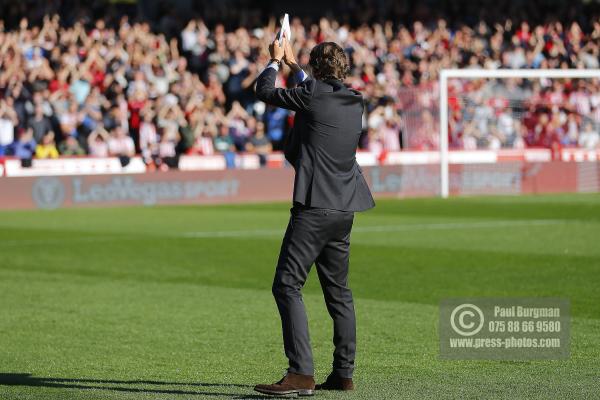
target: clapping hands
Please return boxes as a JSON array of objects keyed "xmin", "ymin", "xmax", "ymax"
[
  {"xmin": 269, "ymin": 37, "xmax": 298, "ymax": 69},
  {"xmin": 268, "ymin": 36, "xmax": 301, "ymax": 77}
]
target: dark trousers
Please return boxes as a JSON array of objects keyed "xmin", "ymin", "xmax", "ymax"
[{"xmin": 272, "ymin": 204, "xmax": 356, "ymax": 378}]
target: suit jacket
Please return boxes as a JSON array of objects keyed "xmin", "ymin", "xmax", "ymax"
[{"xmin": 256, "ymin": 67, "xmax": 375, "ymax": 212}]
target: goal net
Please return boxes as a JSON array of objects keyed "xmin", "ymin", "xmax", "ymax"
[{"xmin": 399, "ymin": 69, "xmax": 600, "ymax": 197}]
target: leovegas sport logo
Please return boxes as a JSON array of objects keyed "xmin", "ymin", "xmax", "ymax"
[{"xmin": 31, "ymin": 176, "xmax": 240, "ymax": 209}]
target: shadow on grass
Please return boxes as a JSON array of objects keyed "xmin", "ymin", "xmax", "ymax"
[{"xmin": 0, "ymin": 373, "xmax": 282, "ymax": 399}]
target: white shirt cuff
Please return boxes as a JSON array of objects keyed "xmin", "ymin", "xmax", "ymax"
[{"xmin": 265, "ymin": 62, "xmax": 307, "ymax": 82}]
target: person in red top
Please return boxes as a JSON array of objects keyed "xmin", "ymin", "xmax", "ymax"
[{"xmin": 128, "ymin": 90, "xmax": 146, "ymax": 150}]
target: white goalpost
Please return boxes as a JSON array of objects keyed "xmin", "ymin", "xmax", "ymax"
[{"xmin": 439, "ymin": 68, "xmax": 600, "ymax": 198}]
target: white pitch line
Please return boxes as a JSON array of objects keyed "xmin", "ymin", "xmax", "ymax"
[
  {"xmin": 180, "ymin": 228, "xmax": 283, "ymax": 238},
  {"xmin": 353, "ymin": 219, "xmax": 563, "ymax": 232},
  {"xmin": 181, "ymin": 219, "xmax": 564, "ymax": 238},
  {"xmin": 0, "ymin": 236, "xmax": 125, "ymax": 246}
]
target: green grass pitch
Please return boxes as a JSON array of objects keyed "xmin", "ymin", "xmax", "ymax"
[{"xmin": 0, "ymin": 194, "xmax": 599, "ymax": 399}]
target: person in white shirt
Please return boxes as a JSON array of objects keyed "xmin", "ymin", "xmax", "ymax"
[
  {"xmin": 139, "ymin": 110, "xmax": 159, "ymax": 162},
  {"xmin": 578, "ymin": 122, "xmax": 600, "ymax": 149},
  {"xmin": 107, "ymin": 126, "xmax": 135, "ymax": 157},
  {"xmin": 88, "ymin": 125, "xmax": 110, "ymax": 157},
  {"xmin": 0, "ymin": 100, "xmax": 18, "ymax": 154}
]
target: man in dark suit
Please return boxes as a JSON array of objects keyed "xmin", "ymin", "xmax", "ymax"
[{"xmin": 253, "ymin": 37, "xmax": 375, "ymax": 397}]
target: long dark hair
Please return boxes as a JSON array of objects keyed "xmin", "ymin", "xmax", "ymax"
[{"xmin": 309, "ymin": 42, "xmax": 350, "ymax": 81}]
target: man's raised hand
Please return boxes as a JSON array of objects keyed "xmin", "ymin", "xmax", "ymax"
[
  {"xmin": 282, "ymin": 38, "xmax": 297, "ymax": 66},
  {"xmin": 269, "ymin": 37, "xmax": 284, "ymax": 62},
  {"xmin": 282, "ymin": 38, "xmax": 301, "ymax": 73}
]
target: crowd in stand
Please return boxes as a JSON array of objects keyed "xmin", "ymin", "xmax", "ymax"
[
  {"xmin": 447, "ymin": 78, "xmax": 600, "ymax": 151},
  {"xmin": 0, "ymin": 1, "xmax": 600, "ymax": 169}
]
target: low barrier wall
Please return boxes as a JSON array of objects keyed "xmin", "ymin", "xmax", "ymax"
[{"xmin": 0, "ymin": 161, "xmax": 597, "ymax": 210}]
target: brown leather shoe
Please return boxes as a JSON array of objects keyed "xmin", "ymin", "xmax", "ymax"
[
  {"xmin": 315, "ymin": 373, "xmax": 354, "ymax": 391},
  {"xmin": 254, "ymin": 372, "xmax": 315, "ymax": 396}
]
